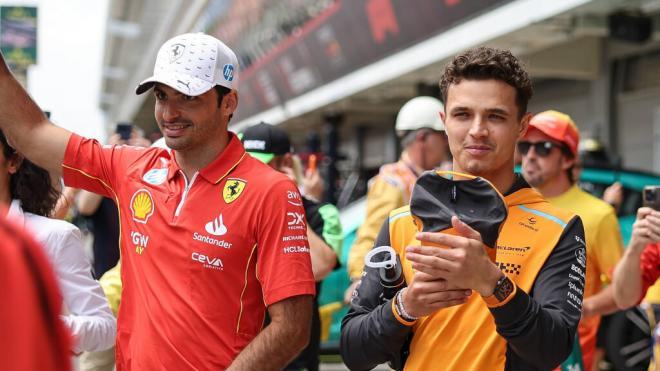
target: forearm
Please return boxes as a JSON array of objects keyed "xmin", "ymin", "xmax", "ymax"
[
  {"xmin": 491, "ymin": 289, "xmax": 577, "ymax": 369},
  {"xmin": 228, "ymin": 296, "xmax": 313, "ymax": 371},
  {"xmin": 491, "ymin": 217, "xmax": 584, "ymax": 369},
  {"xmin": 0, "ymin": 53, "xmax": 71, "ymax": 175},
  {"xmin": 308, "ymin": 229, "xmax": 337, "ymax": 281},
  {"xmin": 583, "ymin": 285, "xmax": 619, "ymax": 317},
  {"xmin": 76, "ymin": 190, "xmax": 104, "ymax": 216},
  {"xmin": 0, "ymin": 56, "xmax": 46, "ymax": 142},
  {"xmin": 61, "ymin": 312, "xmax": 116, "ymax": 353},
  {"xmin": 613, "ymin": 247, "xmax": 645, "ymax": 309},
  {"xmin": 340, "ymin": 268, "xmax": 411, "ymax": 370}
]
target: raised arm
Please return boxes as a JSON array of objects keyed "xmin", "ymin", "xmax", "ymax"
[
  {"xmin": 0, "ymin": 51, "xmax": 71, "ymax": 177},
  {"xmin": 613, "ymin": 207, "xmax": 660, "ymax": 309}
]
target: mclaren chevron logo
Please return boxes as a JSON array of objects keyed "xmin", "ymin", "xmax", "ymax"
[{"xmin": 205, "ymin": 214, "xmax": 228, "ymax": 236}]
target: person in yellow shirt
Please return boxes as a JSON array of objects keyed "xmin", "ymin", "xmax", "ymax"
[
  {"xmin": 520, "ymin": 110, "xmax": 623, "ymax": 371},
  {"xmin": 344, "ymin": 96, "xmax": 448, "ymax": 302}
]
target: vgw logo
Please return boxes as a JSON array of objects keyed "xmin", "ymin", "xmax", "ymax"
[{"xmin": 131, "ymin": 231, "xmax": 149, "ymax": 255}]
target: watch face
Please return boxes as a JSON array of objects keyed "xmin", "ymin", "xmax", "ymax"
[{"xmin": 494, "ymin": 276, "xmax": 514, "ymax": 301}]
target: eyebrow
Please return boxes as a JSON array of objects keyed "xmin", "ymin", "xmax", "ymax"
[
  {"xmin": 450, "ymin": 106, "xmax": 510, "ymax": 115},
  {"xmin": 486, "ymin": 108, "xmax": 510, "ymax": 116}
]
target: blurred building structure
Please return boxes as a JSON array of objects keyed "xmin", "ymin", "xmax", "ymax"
[{"xmin": 100, "ymin": 0, "xmax": 660, "ymax": 204}]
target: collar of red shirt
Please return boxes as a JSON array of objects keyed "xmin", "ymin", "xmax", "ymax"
[{"xmin": 166, "ymin": 132, "xmax": 247, "ymax": 184}]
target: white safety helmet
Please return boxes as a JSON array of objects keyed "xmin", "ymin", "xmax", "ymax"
[{"xmin": 395, "ymin": 96, "xmax": 445, "ymax": 135}]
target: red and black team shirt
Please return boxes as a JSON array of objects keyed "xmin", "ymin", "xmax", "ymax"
[{"xmin": 62, "ymin": 132, "xmax": 316, "ymax": 370}]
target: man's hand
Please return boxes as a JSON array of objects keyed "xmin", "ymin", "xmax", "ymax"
[
  {"xmin": 400, "ymin": 272, "xmax": 472, "ymax": 318},
  {"xmin": 629, "ymin": 207, "xmax": 660, "ymax": 253},
  {"xmin": 344, "ymin": 280, "xmax": 359, "ymax": 304},
  {"xmin": 613, "ymin": 207, "xmax": 660, "ymax": 309},
  {"xmin": 603, "ymin": 182, "xmax": 623, "ymax": 211},
  {"xmin": 303, "ymin": 169, "xmax": 323, "ymax": 202},
  {"xmin": 406, "ymin": 216, "xmax": 503, "ymax": 297}
]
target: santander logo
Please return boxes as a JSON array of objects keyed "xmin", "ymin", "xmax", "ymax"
[{"xmin": 205, "ymin": 214, "xmax": 228, "ymax": 236}]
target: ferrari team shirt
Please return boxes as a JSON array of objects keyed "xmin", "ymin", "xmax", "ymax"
[{"xmin": 62, "ymin": 133, "xmax": 316, "ymax": 370}]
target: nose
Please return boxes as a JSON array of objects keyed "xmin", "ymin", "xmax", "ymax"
[
  {"xmin": 160, "ymin": 101, "xmax": 181, "ymax": 123},
  {"xmin": 468, "ymin": 115, "xmax": 488, "ymax": 138},
  {"xmin": 522, "ymin": 144, "xmax": 538, "ymax": 161}
]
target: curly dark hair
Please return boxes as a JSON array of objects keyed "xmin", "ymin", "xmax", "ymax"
[
  {"xmin": 0, "ymin": 130, "xmax": 60, "ymax": 217},
  {"xmin": 439, "ymin": 47, "xmax": 533, "ymax": 117}
]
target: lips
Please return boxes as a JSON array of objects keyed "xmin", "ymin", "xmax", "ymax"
[
  {"xmin": 162, "ymin": 123, "xmax": 191, "ymax": 138},
  {"xmin": 464, "ymin": 144, "xmax": 492, "ymax": 157}
]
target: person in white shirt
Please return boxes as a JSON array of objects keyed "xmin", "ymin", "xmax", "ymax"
[{"xmin": 0, "ymin": 130, "xmax": 116, "ymax": 353}]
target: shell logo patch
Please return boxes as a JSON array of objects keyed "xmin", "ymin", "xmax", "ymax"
[
  {"xmin": 223, "ymin": 179, "xmax": 246, "ymax": 204},
  {"xmin": 130, "ymin": 189, "xmax": 155, "ymax": 223}
]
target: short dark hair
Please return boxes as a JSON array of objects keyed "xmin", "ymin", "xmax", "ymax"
[
  {"xmin": 439, "ymin": 47, "xmax": 533, "ymax": 117},
  {"xmin": 214, "ymin": 85, "xmax": 233, "ymax": 123},
  {"xmin": 0, "ymin": 131, "xmax": 60, "ymax": 217}
]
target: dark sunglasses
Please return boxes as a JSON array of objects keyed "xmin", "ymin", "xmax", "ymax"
[{"xmin": 517, "ymin": 141, "xmax": 565, "ymax": 157}]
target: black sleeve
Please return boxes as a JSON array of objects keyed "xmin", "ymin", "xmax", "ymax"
[
  {"xmin": 340, "ymin": 218, "xmax": 412, "ymax": 371},
  {"xmin": 490, "ymin": 216, "xmax": 586, "ymax": 370}
]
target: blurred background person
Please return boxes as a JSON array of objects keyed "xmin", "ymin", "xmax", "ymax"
[
  {"xmin": 242, "ymin": 122, "xmax": 342, "ymax": 371},
  {"xmin": 0, "ymin": 130, "xmax": 116, "ymax": 355},
  {"xmin": 613, "ymin": 206, "xmax": 660, "ymax": 309},
  {"xmin": 520, "ymin": 110, "xmax": 623, "ymax": 370},
  {"xmin": 345, "ymin": 96, "xmax": 448, "ymax": 302},
  {"xmin": 0, "ymin": 215, "xmax": 72, "ymax": 371}
]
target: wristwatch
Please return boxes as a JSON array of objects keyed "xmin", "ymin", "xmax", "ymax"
[{"xmin": 482, "ymin": 274, "xmax": 515, "ymax": 306}]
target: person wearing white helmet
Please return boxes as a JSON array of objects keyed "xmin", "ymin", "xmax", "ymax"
[{"xmin": 345, "ymin": 96, "xmax": 448, "ymax": 302}]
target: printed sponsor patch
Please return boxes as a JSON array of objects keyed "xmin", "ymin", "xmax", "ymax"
[
  {"xmin": 223, "ymin": 179, "xmax": 246, "ymax": 204},
  {"xmin": 130, "ymin": 189, "xmax": 155, "ymax": 223}
]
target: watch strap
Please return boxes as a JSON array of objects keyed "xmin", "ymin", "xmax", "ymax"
[{"xmin": 482, "ymin": 274, "xmax": 516, "ymax": 308}]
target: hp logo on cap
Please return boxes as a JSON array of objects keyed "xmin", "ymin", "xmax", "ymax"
[{"xmin": 223, "ymin": 64, "xmax": 234, "ymax": 82}]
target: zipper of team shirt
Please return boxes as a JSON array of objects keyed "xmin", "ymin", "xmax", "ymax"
[{"xmin": 174, "ymin": 171, "xmax": 199, "ymax": 217}]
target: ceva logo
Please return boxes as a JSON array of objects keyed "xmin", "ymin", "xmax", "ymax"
[{"xmin": 191, "ymin": 252, "xmax": 223, "ymax": 270}]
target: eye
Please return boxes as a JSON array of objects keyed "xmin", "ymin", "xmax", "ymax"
[
  {"xmin": 489, "ymin": 114, "xmax": 505, "ymax": 121},
  {"xmin": 182, "ymin": 94, "xmax": 197, "ymax": 102},
  {"xmin": 154, "ymin": 90, "xmax": 166, "ymax": 101}
]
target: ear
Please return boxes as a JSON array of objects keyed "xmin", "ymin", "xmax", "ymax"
[
  {"xmin": 518, "ymin": 112, "xmax": 531, "ymax": 140},
  {"xmin": 561, "ymin": 154, "xmax": 576, "ymax": 171},
  {"xmin": 416, "ymin": 130, "xmax": 428, "ymax": 143},
  {"xmin": 439, "ymin": 110, "xmax": 446, "ymax": 123},
  {"xmin": 223, "ymin": 90, "xmax": 239, "ymax": 115},
  {"xmin": 282, "ymin": 153, "xmax": 294, "ymax": 169},
  {"xmin": 7, "ymin": 153, "xmax": 23, "ymax": 175}
]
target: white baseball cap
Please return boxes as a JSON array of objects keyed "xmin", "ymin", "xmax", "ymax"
[{"xmin": 136, "ymin": 33, "xmax": 239, "ymax": 96}]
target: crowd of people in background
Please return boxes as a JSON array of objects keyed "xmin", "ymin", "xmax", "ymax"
[{"xmin": 0, "ymin": 30, "xmax": 659, "ymax": 371}]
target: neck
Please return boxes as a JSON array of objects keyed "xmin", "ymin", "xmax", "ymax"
[
  {"xmin": 452, "ymin": 159, "xmax": 517, "ymax": 195},
  {"xmin": 536, "ymin": 176, "xmax": 572, "ymax": 198},
  {"xmin": 0, "ymin": 186, "xmax": 11, "ymax": 209},
  {"xmin": 174, "ymin": 135, "xmax": 230, "ymax": 180},
  {"xmin": 403, "ymin": 148, "xmax": 426, "ymax": 172}
]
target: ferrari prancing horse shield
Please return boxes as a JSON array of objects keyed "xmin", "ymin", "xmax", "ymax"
[{"xmin": 223, "ymin": 179, "xmax": 246, "ymax": 204}]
